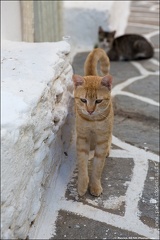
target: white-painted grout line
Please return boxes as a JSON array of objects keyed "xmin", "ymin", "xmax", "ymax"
[
  {"xmin": 110, "ymin": 149, "xmax": 134, "ymax": 158},
  {"xmin": 149, "ymin": 58, "xmax": 160, "ymax": 66},
  {"xmin": 130, "ymin": 16, "xmax": 158, "ymax": 21},
  {"xmin": 60, "ymin": 199, "xmax": 159, "ymax": 239},
  {"xmin": 150, "ymin": 5, "xmax": 159, "ymax": 12},
  {"xmin": 117, "ymin": 91, "xmax": 159, "ymax": 106},
  {"xmin": 112, "ymin": 75, "xmax": 145, "ymax": 97},
  {"xmin": 131, "ymin": 6, "xmax": 159, "ymax": 13},
  {"xmin": 128, "ymin": 22, "xmax": 159, "ymax": 30},
  {"xmin": 125, "ymin": 155, "xmax": 148, "ymax": 219},
  {"xmin": 144, "ymin": 30, "xmax": 159, "ymax": 39},
  {"xmin": 112, "ymin": 136, "xmax": 159, "ymax": 162},
  {"xmin": 131, "ymin": 61, "xmax": 151, "ymax": 75}
]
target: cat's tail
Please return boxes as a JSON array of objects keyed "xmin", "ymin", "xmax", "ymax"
[{"xmin": 84, "ymin": 48, "xmax": 110, "ymax": 76}]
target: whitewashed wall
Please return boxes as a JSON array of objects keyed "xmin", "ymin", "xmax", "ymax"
[
  {"xmin": 1, "ymin": 1, "xmax": 22, "ymax": 41},
  {"xmin": 1, "ymin": 1, "xmax": 63, "ymax": 42},
  {"xmin": 1, "ymin": 1, "xmax": 131, "ymax": 48},
  {"xmin": 110, "ymin": 1, "xmax": 131, "ymax": 36},
  {"xmin": 1, "ymin": 40, "xmax": 73, "ymax": 239}
]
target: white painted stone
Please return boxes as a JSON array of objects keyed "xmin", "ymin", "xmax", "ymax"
[
  {"xmin": 150, "ymin": 198, "xmax": 157, "ymax": 204},
  {"xmin": 103, "ymin": 196, "xmax": 125, "ymax": 210},
  {"xmin": 1, "ymin": 40, "xmax": 74, "ymax": 239}
]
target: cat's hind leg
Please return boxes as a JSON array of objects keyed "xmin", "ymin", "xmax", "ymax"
[{"xmin": 133, "ymin": 40, "xmax": 153, "ymax": 60}]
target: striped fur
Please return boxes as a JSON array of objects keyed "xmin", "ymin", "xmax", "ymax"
[
  {"xmin": 84, "ymin": 48, "xmax": 110, "ymax": 76},
  {"xmin": 73, "ymin": 48, "xmax": 114, "ymax": 197}
]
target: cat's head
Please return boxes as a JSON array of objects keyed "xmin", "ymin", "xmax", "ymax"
[
  {"xmin": 98, "ymin": 26, "xmax": 116, "ymax": 51},
  {"xmin": 72, "ymin": 74, "xmax": 113, "ymax": 119}
]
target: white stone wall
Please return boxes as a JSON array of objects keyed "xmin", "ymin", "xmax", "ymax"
[
  {"xmin": 1, "ymin": 40, "xmax": 73, "ymax": 239},
  {"xmin": 109, "ymin": 1, "xmax": 131, "ymax": 37}
]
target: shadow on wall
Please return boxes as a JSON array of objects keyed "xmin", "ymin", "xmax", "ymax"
[{"xmin": 63, "ymin": 8, "xmax": 110, "ymax": 50}]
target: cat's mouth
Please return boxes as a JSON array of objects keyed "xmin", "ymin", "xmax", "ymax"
[
  {"xmin": 81, "ymin": 105, "xmax": 109, "ymax": 117},
  {"xmin": 83, "ymin": 109, "xmax": 106, "ymax": 118},
  {"xmin": 82, "ymin": 110, "xmax": 95, "ymax": 116},
  {"xmin": 99, "ymin": 42, "xmax": 110, "ymax": 50},
  {"xmin": 79, "ymin": 109, "xmax": 96, "ymax": 118}
]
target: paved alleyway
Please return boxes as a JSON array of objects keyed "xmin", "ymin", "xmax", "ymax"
[{"xmin": 29, "ymin": 1, "xmax": 159, "ymax": 239}]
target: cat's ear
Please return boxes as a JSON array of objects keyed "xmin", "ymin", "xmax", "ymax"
[
  {"xmin": 101, "ymin": 74, "xmax": 113, "ymax": 91},
  {"xmin": 111, "ymin": 31, "xmax": 116, "ymax": 37},
  {"xmin": 99, "ymin": 26, "xmax": 104, "ymax": 33},
  {"xmin": 72, "ymin": 74, "xmax": 84, "ymax": 88}
]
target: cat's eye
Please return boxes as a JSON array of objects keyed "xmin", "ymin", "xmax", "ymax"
[
  {"xmin": 99, "ymin": 37, "xmax": 104, "ymax": 42},
  {"xmin": 95, "ymin": 99, "xmax": 103, "ymax": 104},
  {"xmin": 80, "ymin": 98, "xmax": 87, "ymax": 103}
]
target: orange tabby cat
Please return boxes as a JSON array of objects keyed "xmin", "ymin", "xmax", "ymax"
[{"xmin": 72, "ymin": 48, "xmax": 113, "ymax": 197}]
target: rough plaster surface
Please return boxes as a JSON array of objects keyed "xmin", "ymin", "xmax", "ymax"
[{"xmin": 1, "ymin": 40, "xmax": 73, "ymax": 239}]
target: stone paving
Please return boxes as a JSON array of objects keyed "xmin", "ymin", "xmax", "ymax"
[{"xmin": 29, "ymin": 1, "xmax": 159, "ymax": 239}]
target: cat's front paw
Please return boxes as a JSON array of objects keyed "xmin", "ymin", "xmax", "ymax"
[
  {"xmin": 78, "ymin": 176, "xmax": 89, "ymax": 196},
  {"xmin": 106, "ymin": 147, "xmax": 111, "ymax": 158},
  {"xmin": 89, "ymin": 182, "xmax": 103, "ymax": 197},
  {"xmin": 106, "ymin": 151, "xmax": 110, "ymax": 158}
]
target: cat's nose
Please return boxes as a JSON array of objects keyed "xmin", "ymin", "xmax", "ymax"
[{"xmin": 88, "ymin": 110, "xmax": 94, "ymax": 115}]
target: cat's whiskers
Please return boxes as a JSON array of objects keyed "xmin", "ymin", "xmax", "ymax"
[
  {"xmin": 77, "ymin": 103, "xmax": 110, "ymax": 119},
  {"xmin": 95, "ymin": 103, "xmax": 110, "ymax": 114},
  {"xmin": 76, "ymin": 107, "xmax": 83, "ymax": 114},
  {"xmin": 96, "ymin": 111, "xmax": 109, "ymax": 119}
]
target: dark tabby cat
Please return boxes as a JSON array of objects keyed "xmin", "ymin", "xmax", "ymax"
[{"xmin": 95, "ymin": 26, "xmax": 154, "ymax": 61}]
